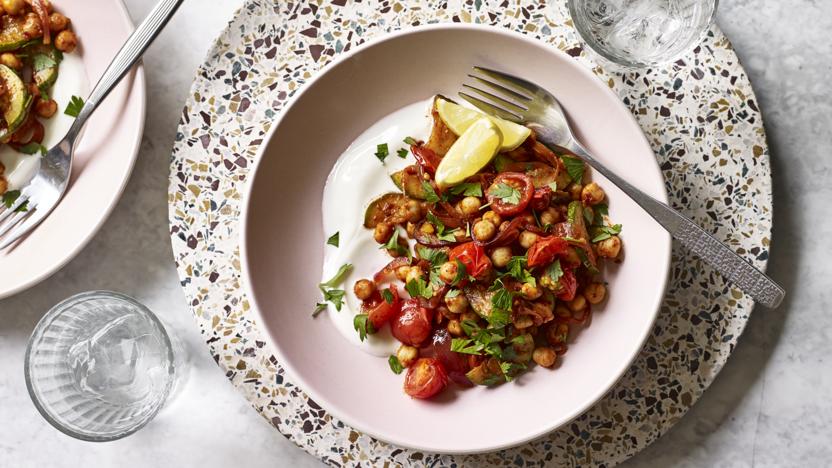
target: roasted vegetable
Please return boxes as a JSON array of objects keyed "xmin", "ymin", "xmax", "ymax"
[{"xmin": 363, "ymin": 192, "xmax": 410, "ymax": 229}]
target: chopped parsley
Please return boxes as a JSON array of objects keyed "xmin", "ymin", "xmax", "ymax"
[
  {"xmin": 326, "ymin": 231, "xmax": 340, "ymax": 247},
  {"xmin": 451, "ymin": 258, "xmax": 467, "ymax": 286},
  {"xmin": 396, "ymin": 148, "xmax": 408, "ymax": 159},
  {"xmin": 380, "ymin": 229, "xmax": 410, "ymax": 258},
  {"xmin": 448, "ymin": 182, "xmax": 483, "ymax": 197},
  {"xmin": 417, "ymin": 246, "xmax": 448, "ymax": 267},
  {"xmin": 374, "ymin": 143, "xmax": 390, "ymax": 163},
  {"xmin": 500, "ymin": 361, "xmax": 527, "ymax": 382},
  {"xmin": 381, "ymin": 288, "xmax": 394, "ymax": 304},
  {"xmin": 591, "ymin": 224, "xmax": 623, "ymax": 243},
  {"xmin": 445, "ymin": 288, "xmax": 461, "ymax": 299},
  {"xmin": 314, "ymin": 263, "xmax": 352, "ymax": 316},
  {"xmin": 322, "ymin": 289, "xmax": 345, "ymax": 311},
  {"xmin": 544, "ymin": 259, "xmax": 564, "ymax": 284},
  {"xmin": 403, "ymin": 136, "xmax": 418, "ymax": 145},
  {"xmin": 64, "ymin": 95, "xmax": 85, "ymax": 118},
  {"xmin": 503, "ymin": 255, "xmax": 536, "ymax": 287},
  {"xmin": 421, "ymin": 180, "xmax": 442, "ymax": 203},
  {"xmin": 405, "ymin": 277, "xmax": 433, "ymax": 299},
  {"xmin": 19, "ymin": 142, "xmax": 47, "ymax": 156},
  {"xmin": 489, "ymin": 183, "xmax": 521, "ymax": 205},
  {"xmin": 561, "ymin": 156, "xmax": 585, "ymax": 183},
  {"xmin": 388, "ymin": 355, "xmax": 404, "ymax": 374},
  {"xmin": 2, "ymin": 190, "xmax": 21, "ymax": 208},
  {"xmin": 426, "ymin": 212, "xmax": 458, "ymax": 242},
  {"xmin": 353, "ymin": 314, "xmax": 375, "ymax": 342}
]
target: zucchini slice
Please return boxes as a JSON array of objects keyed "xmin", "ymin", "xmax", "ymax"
[
  {"xmin": 363, "ymin": 192, "xmax": 410, "ymax": 229},
  {"xmin": 29, "ymin": 44, "xmax": 62, "ymax": 94},
  {"xmin": 0, "ymin": 15, "xmax": 35, "ymax": 52},
  {"xmin": 0, "ymin": 64, "xmax": 31, "ymax": 140}
]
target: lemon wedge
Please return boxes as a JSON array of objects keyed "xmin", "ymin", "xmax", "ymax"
[
  {"xmin": 435, "ymin": 98, "xmax": 531, "ymax": 151},
  {"xmin": 435, "ymin": 118, "xmax": 503, "ymax": 188}
]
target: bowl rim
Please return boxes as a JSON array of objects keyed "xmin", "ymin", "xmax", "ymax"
[{"xmin": 240, "ymin": 22, "xmax": 672, "ymax": 454}]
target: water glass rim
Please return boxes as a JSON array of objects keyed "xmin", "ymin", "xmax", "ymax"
[{"xmin": 24, "ymin": 290, "xmax": 176, "ymax": 442}]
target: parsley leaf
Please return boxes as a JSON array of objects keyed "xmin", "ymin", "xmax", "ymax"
[
  {"xmin": 2, "ymin": 190, "xmax": 21, "ymax": 208},
  {"xmin": 451, "ymin": 258, "xmax": 467, "ymax": 286},
  {"xmin": 374, "ymin": 143, "xmax": 390, "ymax": 163},
  {"xmin": 316, "ymin": 263, "xmax": 352, "ymax": 314},
  {"xmin": 417, "ymin": 246, "xmax": 448, "ymax": 268},
  {"xmin": 64, "ymin": 95, "xmax": 85, "ymax": 118},
  {"xmin": 322, "ymin": 289, "xmax": 345, "ymax": 311},
  {"xmin": 312, "ymin": 303, "xmax": 328, "ymax": 317},
  {"xmin": 591, "ymin": 224, "xmax": 623, "ymax": 243},
  {"xmin": 396, "ymin": 148, "xmax": 408, "ymax": 159},
  {"xmin": 326, "ymin": 231, "xmax": 340, "ymax": 247},
  {"xmin": 388, "ymin": 355, "xmax": 404, "ymax": 374},
  {"xmin": 381, "ymin": 288, "xmax": 394, "ymax": 304},
  {"xmin": 451, "ymin": 338, "xmax": 483, "ymax": 355},
  {"xmin": 353, "ymin": 314, "xmax": 375, "ymax": 342},
  {"xmin": 320, "ymin": 263, "xmax": 353, "ymax": 289},
  {"xmin": 421, "ymin": 180, "xmax": 442, "ymax": 203},
  {"xmin": 403, "ymin": 136, "xmax": 418, "ymax": 145},
  {"xmin": 561, "ymin": 156, "xmax": 584, "ymax": 183},
  {"xmin": 500, "ymin": 361, "xmax": 527, "ymax": 382},
  {"xmin": 593, "ymin": 204, "xmax": 609, "ymax": 223},
  {"xmin": 18, "ymin": 142, "xmax": 47, "ymax": 156},
  {"xmin": 405, "ymin": 277, "xmax": 433, "ymax": 299},
  {"xmin": 426, "ymin": 212, "xmax": 458, "ymax": 242},
  {"xmin": 489, "ymin": 183, "xmax": 521, "ymax": 205},
  {"xmin": 503, "ymin": 255, "xmax": 536, "ymax": 287},
  {"xmin": 445, "ymin": 288, "xmax": 461, "ymax": 299},
  {"xmin": 448, "ymin": 182, "xmax": 483, "ymax": 197},
  {"xmin": 583, "ymin": 206, "xmax": 595, "ymax": 225},
  {"xmin": 545, "ymin": 259, "xmax": 564, "ymax": 284},
  {"xmin": 14, "ymin": 199, "xmax": 28, "ymax": 213},
  {"xmin": 380, "ymin": 229, "xmax": 410, "ymax": 258}
]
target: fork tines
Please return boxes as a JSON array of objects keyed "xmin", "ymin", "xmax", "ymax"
[
  {"xmin": 0, "ymin": 193, "xmax": 33, "ymax": 246},
  {"xmin": 459, "ymin": 66, "xmax": 535, "ymax": 122}
]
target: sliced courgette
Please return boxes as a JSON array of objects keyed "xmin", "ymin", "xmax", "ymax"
[
  {"xmin": 363, "ymin": 192, "xmax": 410, "ymax": 229},
  {"xmin": 465, "ymin": 358, "xmax": 504, "ymax": 386},
  {"xmin": 0, "ymin": 15, "xmax": 35, "ymax": 52},
  {"xmin": 29, "ymin": 44, "xmax": 62, "ymax": 94},
  {"xmin": 0, "ymin": 64, "xmax": 31, "ymax": 140}
]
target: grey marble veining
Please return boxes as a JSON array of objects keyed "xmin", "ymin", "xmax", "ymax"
[{"xmin": 0, "ymin": 1, "xmax": 829, "ymax": 467}]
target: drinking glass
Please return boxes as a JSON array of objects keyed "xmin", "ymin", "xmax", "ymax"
[
  {"xmin": 568, "ymin": 0, "xmax": 719, "ymax": 68},
  {"xmin": 24, "ymin": 291, "xmax": 185, "ymax": 441}
]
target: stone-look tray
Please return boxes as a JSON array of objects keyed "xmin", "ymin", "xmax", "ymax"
[{"xmin": 168, "ymin": 0, "xmax": 772, "ymax": 465}]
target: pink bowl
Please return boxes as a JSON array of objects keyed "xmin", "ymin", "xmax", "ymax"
[{"xmin": 241, "ymin": 24, "xmax": 671, "ymax": 454}]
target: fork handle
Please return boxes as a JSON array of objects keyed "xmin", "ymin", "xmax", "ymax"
[
  {"xmin": 555, "ymin": 137, "xmax": 785, "ymax": 309},
  {"xmin": 67, "ymin": 0, "xmax": 184, "ymax": 139}
]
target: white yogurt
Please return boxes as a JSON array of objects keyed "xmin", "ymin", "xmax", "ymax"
[
  {"xmin": 0, "ymin": 52, "xmax": 89, "ymax": 189},
  {"xmin": 321, "ymin": 99, "xmax": 434, "ymax": 356}
]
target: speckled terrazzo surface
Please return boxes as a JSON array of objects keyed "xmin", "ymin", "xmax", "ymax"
[{"xmin": 168, "ymin": 0, "xmax": 771, "ymax": 466}]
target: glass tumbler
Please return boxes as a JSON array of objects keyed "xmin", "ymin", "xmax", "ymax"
[
  {"xmin": 568, "ymin": 0, "xmax": 719, "ymax": 68},
  {"xmin": 24, "ymin": 291, "xmax": 184, "ymax": 441}
]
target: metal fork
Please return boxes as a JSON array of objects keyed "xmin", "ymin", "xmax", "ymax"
[
  {"xmin": 461, "ymin": 66, "xmax": 785, "ymax": 308},
  {"xmin": 0, "ymin": 0, "xmax": 184, "ymax": 251}
]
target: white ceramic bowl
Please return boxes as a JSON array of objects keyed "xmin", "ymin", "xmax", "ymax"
[{"xmin": 241, "ymin": 24, "xmax": 671, "ymax": 454}]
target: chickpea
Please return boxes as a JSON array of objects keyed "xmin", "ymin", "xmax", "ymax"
[
  {"xmin": 49, "ymin": 12, "xmax": 69, "ymax": 33},
  {"xmin": 445, "ymin": 291, "xmax": 469, "ymax": 314},
  {"xmin": 567, "ymin": 294, "xmax": 587, "ymax": 313},
  {"xmin": 581, "ymin": 182, "xmax": 605, "ymax": 206},
  {"xmin": 567, "ymin": 183, "xmax": 583, "ymax": 201},
  {"xmin": 54, "ymin": 30, "xmax": 78, "ymax": 53},
  {"xmin": 395, "ymin": 265, "xmax": 411, "ymax": 282},
  {"xmin": 438, "ymin": 261, "xmax": 458, "ymax": 284},
  {"xmin": 396, "ymin": 345, "xmax": 419, "ymax": 368},
  {"xmin": 514, "ymin": 314, "xmax": 534, "ymax": 329},
  {"xmin": 457, "ymin": 196, "xmax": 481, "ymax": 216},
  {"xmin": 447, "ymin": 319, "xmax": 463, "ymax": 337},
  {"xmin": 353, "ymin": 279, "xmax": 375, "ymax": 301},
  {"xmin": 0, "ymin": 53, "xmax": 21, "ymax": 70},
  {"xmin": 2, "ymin": 0, "xmax": 24, "ymax": 15},
  {"xmin": 405, "ymin": 266, "xmax": 424, "ymax": 283},
  {"xmin": 490, "ymin": 246, "xmax": 512, "ymax": 268},
  {"xmin": 35, "ymin": 99, "xmax": 58, "ymax": 118},
  {"xmin": 597, "ymin": 235, "xmax": 622, "ymax": 259},
  {"xmin": 22, "ymin": 13, "xmax": 42, "ymax": 38},
  {"xmin": 532, "ymin": 346, "xmax": 557, "ymax": 368},
  {"xmin": 461, "ymin": 310, "xmax": 479, "ymax": 323},
  {"xmin": 472, "ymin": 219, "xmax": 496, "ymax": 242},
  {"xmin": 584, "ymin": 282, "xmax": 607, "ymax": 304},
  {"xmin": 546, "ymin": 323, "xmax": 570, "ymax": 344},
  {"xmin": 518, "ymin": 230, "xmax": 539, "ymax": 249},
  {"xmin": 520, "ymin": 282, "xmax": 542, "ymax": 300},
  {"xmin": 405, "ymin": 199, "xmax": 422, "ymax": 222},
  {"xmin": 373, "ymin": 222, "xmax": 393, "ymax": 244},
  {"xmin": 555, "ymin": 305, "xmax": 571, "ymax": 318},
  {"xmin": 540, "ymin": 207, "xmax": 561, "ymax": 226},
  {"xmin": 482, "ymin": 210, "xmax": 501, "ymax": 226}
]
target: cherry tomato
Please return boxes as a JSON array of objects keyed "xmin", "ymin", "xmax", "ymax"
[
  {"xmin": 486, "ymin": 172, "xmax": 534, "ymax": 216},
  {"xmin": 527, "ymin": 236, "xmax": 569, "ymax": 268},
  {"xmin": 403, "ymin": 358, "xmax": 448, "ymax": 399},
  {"xmin": 449, "ymin": 242, "xmax": 492, "ymax": 279},
  {"xmin": 530, "ymin": 186, "xmax": 553, "ymax": 212},
  {"xmin": 421, "ymin": 329, "xmax": 471, "ymax": 387},
  {"xmin": 391, "ymin": 299, "xmax": 433, "ymax": 346},
  {"xmin": 411, "ymin": 145, "xmax": 442, "ymax": 175},
  {"xmin": 556, "ymin": 268, "xmax": 578, "ymax": 301},
  {"xmin": 361, "ymin": 285, "xmax": 401, "ymax": 330}
]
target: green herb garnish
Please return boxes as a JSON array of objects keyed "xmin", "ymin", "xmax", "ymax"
[
  {"xmin": 314, "ymin": 263, "xmax": 352, "ymax": 315},
  {"xmin": 421, "ymin": 180, "xmax": 442, "ymax": 203},
  {"xmin": 503, "ymin": 255, "xmax": 536, "ymax": 287},
  {"xmin": 374, "ymin": 143, "xmax": 390, "ymax": 163},
  {"xmin": 353, "ymin": 314, "xmax": 375, "ymax": 342},
  {"xmin": 591, "ymin": 224, "xmax": 623, "ymax": 243},
  {"xmin": 326, "ymin": 231, "xmax": 340, "ymax": 247},
  {"xmin": 381, "ymin": 288, "xmax": 394, "ymax": 304},
  {"xmin": 405, "ymin": 277, "xmax": 433, "ymax": 299},
  {"xmin": 561, "ymin": 156, "xmax": 584, "ymax": 183},
  {"xmin": 451, "ymin": 258, "xmax": 467, "ymax": 286},
  {"xmin": 2, "ymin": 190, "xmax": 21, "ymax": 208},
  {"xmin": 489, "ymin": 183, "xmax": 521, "ymax": 205},
  {"xmin": 396, "ymin": 148, "xmax": 408, "ymax": 159},
  {"xmin": 448, "ymin": 182, "xmax": 483, "ymax": 197},
  {"xmin": 380, "ymin": 229, "xmax": 410, "ymax": 258},
  {"xmin": 388, "ymin": 355, "xmax": 404, "ymax": 374},
  {"xmin": 18, "ymin": 142, "xmax": 47, "ymax": 156},
  {"xmin": 64, "ymin": 95, "xmax": 85, "ymax": 118},
  {"xmin": 544, "ymin": 259, "xmax": 564, "ymax": 284},
  {"xmin": 403, "ymin": 136, "xmax": 418, "ymax": 145}
]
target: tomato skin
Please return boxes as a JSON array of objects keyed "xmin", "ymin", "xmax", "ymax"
[
  {"xmin": 411, "ymin": 145, "xmax": 442, "ymax": 175},
  {"xmin": 486, "ymin": 172, "xmax": 534, "ymax": 216},
  {"xmin": 362, "ymin": 286, "xmax": 401, "ymax": 330},
  {"xmin": 391, "ymin": 299, "xmax": 434, "ymax": 346},
  {"xmin": 449, "ymin": 242, "xmax": 492, "ymax": 279},
  {"xmin": 530, "ymin": 186, "xmax": 553, "ymax": 212},
  {"xmin": 556, "ymin": 268, "xmax": 578, "ymax": 301},
  {"xmin": 421, "ymin": 329, "xmax": 471, "ymax": 387},
  {"xmin": 403, "ymin": 358, "xmax": 448, "ymax": 399},
  {"xmin": 527, "ymin": 236, "xmax": 569, "ymax": 268}
]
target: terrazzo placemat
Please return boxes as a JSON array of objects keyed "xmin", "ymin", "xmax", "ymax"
[{"xmin": 168, "ymin": 1, "xmax": 772, "ymax": 465}]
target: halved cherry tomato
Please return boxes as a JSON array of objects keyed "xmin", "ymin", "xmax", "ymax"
[
  {"xmin": 556, "ymin": 268, "xmax": 578, "ymax": 301},
  {"xmin": 486, "ymin": 172, "xmax": 534, "ymax": 216},
  {"xmin": 361, "ymin": 285, "xmax": 401, "ymax": 330},
  {"xmin": 421, "ymin": 329, "xmax": 471, "ymax": 387},
  {"xmin": 391, "ymin": 299, "xmax": 433, "ymax": 346},
  {"xmin": 449, "ymin": 242, "xmax": 492, "ymax": 279},
  {"xmin": 411, "ymin": 145, "xmax": 442, "ymax": 175},
  {"xmin": 403, "ymin": 358, "xmax": 448, "ymax": 399},
  {"xmin": 530, "ymin": 186, "xmax": 553, "ymax": 211},
  {"xmin": 527, "ymin": 236, "xmax": 569, "ymax": 268}
]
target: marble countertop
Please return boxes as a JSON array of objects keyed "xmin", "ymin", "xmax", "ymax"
[{"xmin": 0, "ymin": 1, "xmax": 828, "ymax": 467}]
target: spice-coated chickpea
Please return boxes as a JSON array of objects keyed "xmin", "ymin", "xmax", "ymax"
[
  {"xmin": 457, "ymin": 196, "xmax": 481, "ymax": 216},
  {"xmin": 35, "ymin": 99, "xmax": 58, "ymax": 118},
  {"xmin": 567, "ymin": 294, "xmax": 587, "ymax": 313},
  {"xmin": 520, "ymin": 282, "xmax": 542, "ymax": 300},
  {"xmin": 540, "ymin": 207, "xmax": 561, "ymax": 226},
  {"xmin": 445, "ymin": 291, "xmax": 469, "ymax": 314},
  {"xmin": 405, "ymin": 266, "xmax": 425, "ymax": 283},
  {"xmin": 490, "ymin": 246, "xmax": 512, "ymax": 268},
  {"xmin": 0, "ymin": 53, "xmax": 21, "ymax": 70},
  {"xmin": 581, "ymin": 182, "xmax": 605, "ymax": 206},
  {"xmin": 405, "ymin": 199, "xmax": 422, "ymax": 223},
  {"xmin": 438, "ymin": 261, "xmax": 458, "ymax": 284},
  {"xmin": 395, "ymin": 265, "xmax": 411, "ymax": 282},
  {"xmin": 472, "ymin": 219, "xmax": 496, "ymax": 242},
  {"xmin": 568, "ymin": 183, "xmax": 583, "ymax": 201},
  {"xmin": 597, "ymin": 235, "xmax": 621, "ymax": 259},
  {"xmin": 532, "ymin": 346, "xmax": 557, "ymax": 367},
  {"xmin": 2, "ymin": 0, "xmax": 24, "ymax": 15},
  {"xmin": 353, "ymin": 279, "xmax": 375, "ymax": 301},
  {"xmin": 584, "ymin": 282, "xmax": 606, "ymax": 304},
  {"xmin": 374, "ymin": 222, "xmax": 393, "ymax": 244},
  {"xmin": 49, "ymin": 12, "xmax": 69, "ymax": 32},
  {"xmin": 518, "ymin": 230, "xmax": 539, "ymax": 249},
  {"xmin": 482, "ymin": 210, "xmax": 501, "ymax": 226},
  {"xmin": 22, "ymin": 13, "xmax": 42, "ymax": 38},
  {"xmin": 396, "ymin": 345, "xmax": 419, "ymax": 368},
  {"xmin": 447, "ymin": 319, "xmax": 463, "ymax": 337},
  {"xmin": 54, "ymin": 30, "xmax": 78, "ymax": 53}
]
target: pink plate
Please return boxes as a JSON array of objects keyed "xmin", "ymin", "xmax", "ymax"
[
  {"xmin": 242, "ymin": 24, "xmax": 671, "ymax": 453},
  {"xmin": 0, "ymin": 0, "xmax": 145, "ymax": 298}
]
